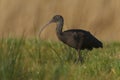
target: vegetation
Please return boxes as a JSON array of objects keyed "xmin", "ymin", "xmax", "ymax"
[{"xmin": 0, "ymin": 37, "xmax": 120, "ymax": 80}]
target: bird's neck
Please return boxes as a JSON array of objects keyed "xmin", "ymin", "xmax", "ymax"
[{"xmin": 56, "ymin": 20, "xmax": 64, "ymax": 35}]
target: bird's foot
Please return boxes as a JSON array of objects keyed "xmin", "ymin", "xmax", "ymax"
[{"xmin": 74, "ymin": 57, "xmax": 84, "ymax": 64}]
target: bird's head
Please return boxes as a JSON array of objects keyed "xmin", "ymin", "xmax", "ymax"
[
  {"xmin": 38, "ymin": 15, "xmax": 63, "ymax": 37},
  {"xmin": 50, "ymin": 15, "xmax": 63, "ymax": 23}
]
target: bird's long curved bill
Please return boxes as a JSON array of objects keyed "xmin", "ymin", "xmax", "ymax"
[{"xmin": 38, "ymin": 21, "xmax": 51, "ymax": 37}]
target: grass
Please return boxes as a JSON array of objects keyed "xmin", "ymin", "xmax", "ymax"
[{"xmin": 0, "ymin": 37, "xmax": 120, "ymax": 80}]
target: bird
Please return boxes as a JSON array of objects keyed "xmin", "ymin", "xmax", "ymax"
[{"xmin": 38, "ymin": 15, "xmax": 103, "ymax": 63}]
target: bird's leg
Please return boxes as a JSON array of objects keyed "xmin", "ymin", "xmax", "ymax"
[
  {"xmin": 77, "ymin": 49, "xmax": 84, "ymax": 63},
  {"xmin": 74, "ymin": 49, "xmax": 83, "ymax": 64},
  {"xmin": 76, "ymin": 37, "xmax": 84, "ymax": 63}
]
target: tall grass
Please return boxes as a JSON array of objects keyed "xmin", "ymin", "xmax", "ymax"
[{"xmin": 0, "ymin": 37, "xmax": 120, "ymax": 80}]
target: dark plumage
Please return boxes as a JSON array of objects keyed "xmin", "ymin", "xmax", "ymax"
[
  {"xmin": 38, "ymin": 15, "xmax": 103, "ymax": 63},
  {"xmin": 60, "ymin": 29, "xmax": 102, "ymax": 50}
]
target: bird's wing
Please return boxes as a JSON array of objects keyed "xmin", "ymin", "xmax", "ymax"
[
  {"xmin": 83, "ymin": 32, "xmax": 103, "ymax": 48},
  {"xmin": 72, "ymin": 32, "xmax": 85, "ymax": 49}
]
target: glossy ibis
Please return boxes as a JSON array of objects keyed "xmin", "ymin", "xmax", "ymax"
[{"xmin": 38, "ymin": 15, "xmax": 103, "ymax": 63}]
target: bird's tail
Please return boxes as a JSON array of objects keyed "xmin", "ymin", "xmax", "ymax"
[{"xmin": 93, "ymin": 37, "xmax": 103, "ymax": 48}]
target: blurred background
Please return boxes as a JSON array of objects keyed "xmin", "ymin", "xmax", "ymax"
[{"xmin": 0, "ymin": 0, "xmax": 120, "ymax": 41}]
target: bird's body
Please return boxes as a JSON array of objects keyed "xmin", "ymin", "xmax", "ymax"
[
  {"xmin": 58, "ymin": 29, "xmax": 102, "ymax": 50},
  {"xmin": 39, "ymin": 15, "xmax": 103, "ymax": 63}
]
